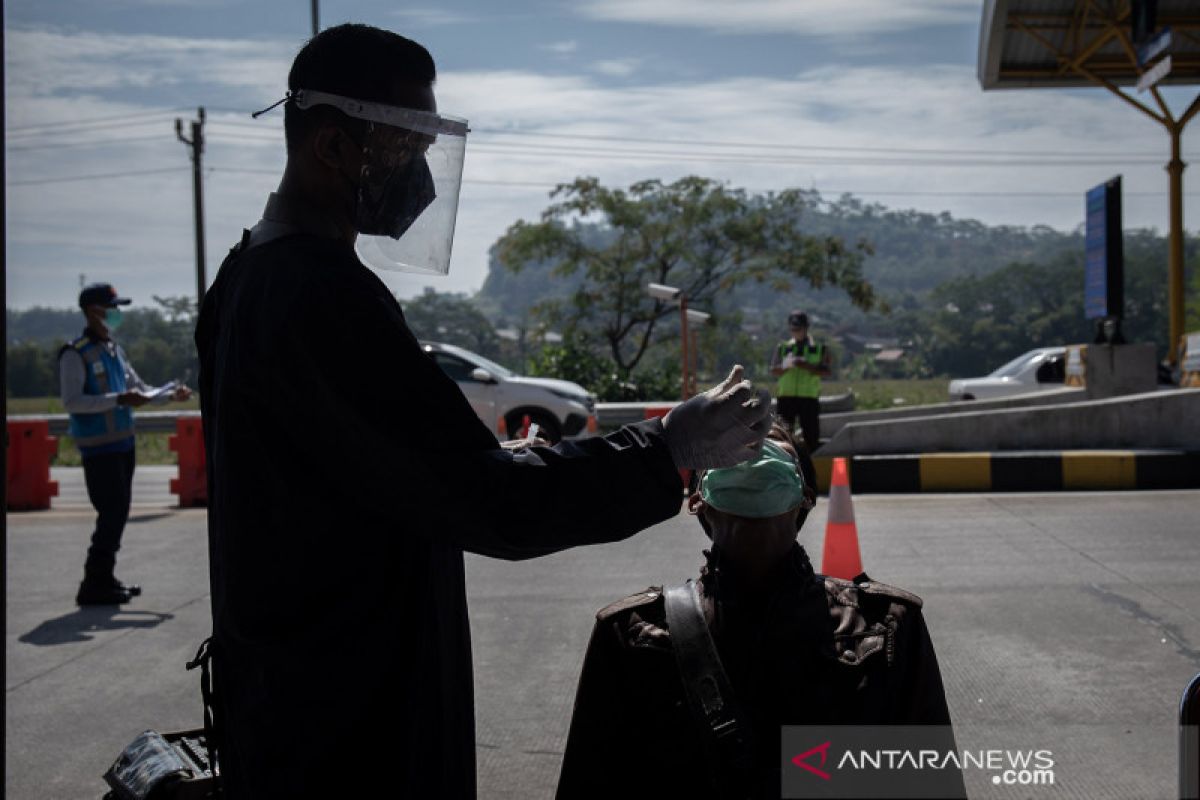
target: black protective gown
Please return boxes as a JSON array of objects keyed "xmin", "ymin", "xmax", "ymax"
[{"xmin": 195, "ymin": 232, "xmax": 683, "ymax": 799}]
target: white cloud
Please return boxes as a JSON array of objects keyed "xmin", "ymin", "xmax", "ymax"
[
  {"xmin": 5, "ymin": 26, "xmax": 1198, "ymax": 310},
  {"xmin": 591, "ymin": 58, "xmax": 640, "ymax": 77},
  {"xmin": 4, "ymin": 27, "xmax": 295, "ymax": 122},
  {"xmin": 390, "ymin": 8, "xmax": 478, "ymax": 27},
  {"xmin": 577, "ymin": 0, "xmax": 981, "ymax": 36},
  {"xmin": 542, "ymin": 40, "xmax": 580, "ymax": 55}
]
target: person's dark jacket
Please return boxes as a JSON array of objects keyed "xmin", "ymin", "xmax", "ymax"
[
  {"xmin": 556, "ymin": 545, "xmax": 964, "ymax": 799},
  {"xmin": 195, "ymin": 232, "xmax": 683, "ymax": 799}
]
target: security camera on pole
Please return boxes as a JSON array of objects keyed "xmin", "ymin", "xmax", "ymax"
[{"xmin": 647, "ymin": 283, "xmax": 711, "ymax": 401}]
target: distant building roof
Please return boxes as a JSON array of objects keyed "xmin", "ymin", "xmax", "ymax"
[{"xmin": 875, "ymin": 349, "xmax": 906, "ymax": 362}]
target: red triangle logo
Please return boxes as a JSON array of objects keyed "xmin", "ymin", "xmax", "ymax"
[{"xmin": 791, "ymin": 741, "xmax": 832, "ymax": 780}]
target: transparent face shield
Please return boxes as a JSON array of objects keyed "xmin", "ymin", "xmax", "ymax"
[{"xmin": 293, "ymin": 89, "xmax": 468, "ymax": 276}]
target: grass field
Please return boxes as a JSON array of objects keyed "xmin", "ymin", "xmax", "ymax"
[
  {"xmin": 7, "ymin": 381, "xmax": 947, "ymax": 465},
  {"xmin": 7, "ymin": 396, "xmax": 197, "ymax": 466},
  {"xmin": 5, "ymin": 396, "xmax": 201, "ymax": 414},
  {"xmin": 822, "ymin": 378, "xmax": 948, "ymax": 410}
]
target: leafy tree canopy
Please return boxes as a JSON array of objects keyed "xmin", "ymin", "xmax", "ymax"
[
  {"xmin": 400, "ymin": 287, "xmax": 503, "ymax": 361},
  {"xmin": 494, "ymin": 176, "xmax": 877, "ymax": 377}
]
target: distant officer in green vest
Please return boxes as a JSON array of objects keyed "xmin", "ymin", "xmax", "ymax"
[
  {"xmin": 769, "ymin": 310, "xmax": 831, "ymax": 454},
  {"xmin": 58, "ymin": 283, "xmax": 193, "ymax": 605}
]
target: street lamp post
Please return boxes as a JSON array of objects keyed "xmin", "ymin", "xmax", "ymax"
[
  {"xmin": 647, "ymin": 283, "xmax": 710, "ymax": 401},
  {"xmin": 685, "ymin": 308, "xmax": 711, "ymax": 397}
]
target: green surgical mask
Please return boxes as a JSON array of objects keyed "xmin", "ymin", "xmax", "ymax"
[
  {"xmin": 700, "ymin": 440, "xmax": 806, "ymax": 519},
  {"xmin": 104, "ymin": 308, "xmax": 123, "ymax": 330}
]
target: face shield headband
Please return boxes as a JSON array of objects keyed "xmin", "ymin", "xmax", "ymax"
[{"xmin": 292, "ymin": 89, "xmax": 469, "ymax": 276}]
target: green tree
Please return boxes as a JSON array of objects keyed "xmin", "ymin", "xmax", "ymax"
[
  {"xmin": 6, "ymin": 342, "xmax": 58, "ymax": 397},
  {"xmin": 400, "ymin": 287, "xmax": 502, "ymax": 360},
  {"xmin": 496, "ymin": 176, "xmax": 878, "ymax": 379}
]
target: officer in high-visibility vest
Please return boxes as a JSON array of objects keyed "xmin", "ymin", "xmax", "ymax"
[
  {"xmin": 58, "ymin": 283, "xmax": 192, "ymax": 605},
  {"xmin": 769, "ymin": 310, "xmax": 831, "ymax": 454}
]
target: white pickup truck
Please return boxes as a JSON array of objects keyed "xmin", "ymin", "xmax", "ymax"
[{"xmin": 948, "ymin": 347, "xmax": 1067, "ymax": 401}]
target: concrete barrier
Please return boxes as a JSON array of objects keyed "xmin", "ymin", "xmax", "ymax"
[
  {"xmin": 811, "ymin": 450, "xmax": 1200, "ymax": 493},
  {"xmin": 819, "ymin": 387, "xmax": 1200, "ymax": 456},
  {"xmin": 6, "ymin": 411, "xmax": 197, "ymax": 437},
  {"xmin": 595, "ymin": 393, "xmax": 854, "ymax": 430},
  {"xmin": 821, "ymin": 387, "xmax": 1086, "ymax": 439}
]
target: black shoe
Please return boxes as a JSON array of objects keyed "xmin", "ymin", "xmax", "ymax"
[
  {"xmin": 111, "ymin": 577, "xmax": 142, "ymax": 597},
  {"xmin": 76, "ymin": 582, "xmax": 133, "ymax": 606}
]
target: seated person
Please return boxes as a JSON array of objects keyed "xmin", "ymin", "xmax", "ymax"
[{"xmin": 556, "ymin": 424, "xmax": 963, "ymax": 799}]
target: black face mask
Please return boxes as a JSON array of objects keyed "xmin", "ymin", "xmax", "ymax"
[{"xmin": 355, "ymin": 151, "xmax": 437, "ymax": 239}]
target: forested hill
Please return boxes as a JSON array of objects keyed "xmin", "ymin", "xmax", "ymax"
[{"xmin": 477, "ymin": 192, "xmax": 1084, "ymax": 323}]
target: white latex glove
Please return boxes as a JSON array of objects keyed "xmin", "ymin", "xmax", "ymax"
[{"xmin": 661, "ymin": 365, "xmax": 772, "ymax": 469}]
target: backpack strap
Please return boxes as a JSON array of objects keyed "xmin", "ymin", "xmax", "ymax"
[
  {"xmin": 185, "ymin": 636, "xmax": 220, "ymax": 781},
  {"xmin": 665, "ymin": 580, "xmax": 756, "ymax": 795}
]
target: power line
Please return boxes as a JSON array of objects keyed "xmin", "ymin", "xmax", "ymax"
[
  {"xmin": 6, "ymin": 117, "xmax": 178, "ymax": 142},
  {"xmin": 8, "ymin": 109, "xmax": 1199, "ymax": 163},
  {"xmin": 203, "ymin": 166, "xmax": 1198, "ymax": 198},
  {"xmin": 6, "ymin": 134, "xmax": 171, "ymax": 153},
  {"xmin": 466, "ymin": 143, "xmax": 1168, "ymax": 168},
  {"xmin": 6, "ymin": 108, "xmax": 184, "ymax": 134},
  {"xmin": 203, "ymin": 129, "xmax": 1176, "ymax": 168},
  {"xmin": 7, "ymin": 166, "xmax": 187, "ymax": 187},
  {"xmin": 471, "ymin": 126, "xmax": 1191, "ymax": 160},
  {"xmin": 205, "ymin": 119, "xmax": 1199, "ymax": 162}
]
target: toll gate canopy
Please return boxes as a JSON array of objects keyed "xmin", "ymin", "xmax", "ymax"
[
  {"xmin": 979, "ymin": 0, "xmax": 1199, "ymax": 90},
  {"xmin": 977, "ymin": 0, "xmax": 1199, "ymax": 364}
]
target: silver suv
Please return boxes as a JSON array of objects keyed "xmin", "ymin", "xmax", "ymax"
[{"xmin": 421, "ymin": 341, "xmax": 597, "ymax": 442}]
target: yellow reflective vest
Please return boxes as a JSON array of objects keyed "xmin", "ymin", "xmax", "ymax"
[{"xmin": 775, "ymin": 339, "xmax": 824, "ymax": 398}]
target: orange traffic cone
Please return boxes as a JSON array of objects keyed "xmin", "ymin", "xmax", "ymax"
[
  {"xmin": 519, "ymin": 414, "xmax": 532, "ymax": 438},
  {"xmin": 497, "ymin": 415, "xmax": 508, "ymax": 438},
  {"xmin": 820, "ymin": 457, "xmax": 864, "ymax": 580}
]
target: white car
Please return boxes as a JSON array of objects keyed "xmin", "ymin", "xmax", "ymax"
[
  {"xmin": 421, "ymin": 341, "xmax": 597, "ymax": 441},
  {"xmin": 948, "ymin": 347, "xmax": 1068, "ymax": 401}
]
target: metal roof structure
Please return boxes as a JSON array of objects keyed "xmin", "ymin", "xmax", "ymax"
[
  {"xmin": 977, "ymin": 0, "xmax": 1199, "ymax": 363},
  {"xmin": 979, "ymin": 0, "xmax": 1200, "ymax": 89}
]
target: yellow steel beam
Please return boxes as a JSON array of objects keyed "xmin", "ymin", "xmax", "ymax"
[
  {"xmin": 1015, "ymin": 11, "xmax": 1167, "ymax": 125},
  {"xmin": 1181, "ymin": 93, "xmax": 1200, "ymax": 128},
  {"xmin": 1075, "ymin": 63, "xmax": 1167, "ymax": 125},
  {"xmin": 1113, "ymin": 24, "xmax": 1178, "ymax": 122}
]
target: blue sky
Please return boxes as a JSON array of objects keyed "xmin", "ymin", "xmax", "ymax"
[{"xmin": 5, "ymin": 0, "xmax": 1198, "ymax": 309}]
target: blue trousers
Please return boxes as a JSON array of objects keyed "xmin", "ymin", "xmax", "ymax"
[{"xmin": 81, "ymin": 447, "xmax": 136, "ymax": 579}]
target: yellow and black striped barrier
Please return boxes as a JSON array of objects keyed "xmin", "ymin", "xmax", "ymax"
[{"xmin": 811, "ymin": 451, "xmax": 1199, "ymax": 494}]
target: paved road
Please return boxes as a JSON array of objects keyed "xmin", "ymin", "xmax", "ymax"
[{"xmin": 6, "ymin": 471, "xmax": 1199, "ymax": 798}]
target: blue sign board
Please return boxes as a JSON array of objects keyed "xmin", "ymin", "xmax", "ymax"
[
  {"xmin": 1085, "ymin": 185, "xmax": 1109, "ymax": 319},
  {"xmin": 1084, "ymin": 177, "xmax": 1123, "ymax": 320}
]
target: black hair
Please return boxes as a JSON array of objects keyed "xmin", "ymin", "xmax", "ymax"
[{"xmin": 283, "ymin": 23, "xmax": 437, "ymax": 153}]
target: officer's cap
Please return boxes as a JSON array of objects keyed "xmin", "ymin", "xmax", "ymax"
[
  {"xmin": 79, "ymin": 283, "xmax": 132, "ymax": 309},
  {"xmin": 788, "ymin": 310, "xmax": 809, "ymax": 328}
]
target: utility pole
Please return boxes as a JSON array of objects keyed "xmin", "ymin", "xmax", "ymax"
[
  {"xmin": 175, "ymin": 107, "xmax": 207, "ymax": 308},
  {"xmin": 311, "ymin": 0, "xmax": 319, "ymax": 36}
]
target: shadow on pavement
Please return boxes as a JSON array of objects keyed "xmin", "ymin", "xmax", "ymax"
[
  {"xmin": 18, "ymin": 607, "xmax": 175, "ymax": 646},
  {"xmin": 128, "ymin": 512, "xmax": 178, "ymax": 524}
]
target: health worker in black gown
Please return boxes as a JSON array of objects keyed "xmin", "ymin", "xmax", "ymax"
[{"xmin": 195, "ymin": 23, "xmax": 773, "ymax": 800}]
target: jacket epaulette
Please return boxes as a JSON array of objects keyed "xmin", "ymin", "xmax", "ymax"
[
  {"xmin": 820, "ymin": 574, "xmax": 924, "ymax": 610},
  {"xmin": 595, "ymin": 587, "xmax": 664, "ymax": 621},
  {"xmin": 59, "ymin": 335, "xmax": 90, "ymax": 358},
  {"xmin": 855, "ymin": 578, "xmax": 924, "ymax": 609}
]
